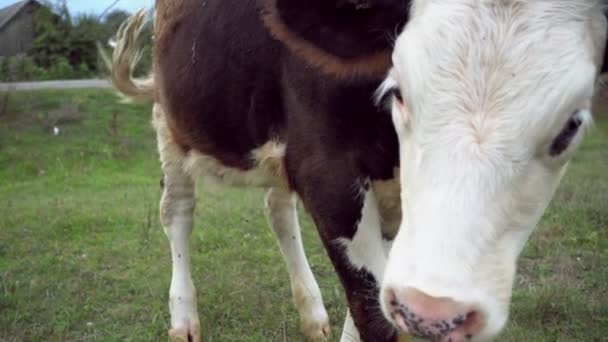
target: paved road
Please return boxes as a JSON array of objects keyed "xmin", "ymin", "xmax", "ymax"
[{"xmin": 0, "ymin": 79, "xmax": 113, "ymax": 91}]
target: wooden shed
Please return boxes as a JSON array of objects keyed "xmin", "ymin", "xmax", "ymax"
[{"xmin": 0, "ymin": 0, "xmax": 42, "ymax": 57}]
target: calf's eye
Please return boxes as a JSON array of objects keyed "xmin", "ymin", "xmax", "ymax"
[
  {"xmin": 375, "ymin": 83, "xmax": 403, "ymax": 109},
  {"xmin": 391, "ymin": 88, "xmax": 404, "ymax": 105},
  {"xmin": 549, "ymin": 110, "xmax": 584, "ymax": 157}
]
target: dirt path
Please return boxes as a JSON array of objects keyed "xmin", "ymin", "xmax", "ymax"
[{"xmin": 0, "ymin": 79, "xmax": 112, "ymax": 91}]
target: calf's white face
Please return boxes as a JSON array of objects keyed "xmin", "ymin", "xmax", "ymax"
[{"xmin": 379, "ymin": 1, "xmax": 606, "ymax": 341}]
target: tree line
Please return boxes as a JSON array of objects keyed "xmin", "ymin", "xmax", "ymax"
[{"xmin": 0, "ymin": 0, "xmax": 152, "ymax": 82}]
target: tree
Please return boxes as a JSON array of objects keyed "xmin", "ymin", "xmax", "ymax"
[
  {"xmin": 30, "ymin": 1, "xmax": 72, "ymax": 68},
  {"xmin": 103, "ymin": 10, "xmax": 131, "ymax": 39},
  {"xmin": 70, "ymin": 14, "xmax": 105, "ymax": 71},
  {"xmin": 21, "ymin": 1, "xmax": 153, "ymax": 80}
]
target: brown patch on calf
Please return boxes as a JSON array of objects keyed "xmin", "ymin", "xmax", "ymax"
[
  {"xmin": 154, "ymin": 0, "xmax": 188, "ymax": 55},
  {"xmin": 258, "ymin": 0, "xmax": 392, "ymax": 79}
]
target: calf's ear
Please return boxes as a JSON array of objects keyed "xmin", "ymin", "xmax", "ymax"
[{"xmin": 258, "ymin": 0, "xmax": 409, "ymax": 78}]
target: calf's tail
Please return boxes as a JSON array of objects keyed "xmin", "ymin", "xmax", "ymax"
[{"xmin": 101, "ymin": 9, "xmax": 155, "ymax": 102}]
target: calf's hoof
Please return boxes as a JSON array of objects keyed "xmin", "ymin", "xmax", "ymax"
[
  {"xmin": 169, "ymin": 322, "xmax": 201, "ymax": 342},
  {"xmin": 301, "ymin": 316, "xmax": 331, "ymax": 341}
]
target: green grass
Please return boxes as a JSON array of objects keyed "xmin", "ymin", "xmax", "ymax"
[{"xmin": 0, "ymin": 89, "xmax": 606, "ymax": 341}]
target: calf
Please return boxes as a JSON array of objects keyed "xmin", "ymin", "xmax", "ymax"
[
  {"xmin": 111, "ymin": 0, "xmax": 409, "ymax": 341},
  {"xmin": 111, "ymin": 1, "xmax": 608, "ymax": 341}
]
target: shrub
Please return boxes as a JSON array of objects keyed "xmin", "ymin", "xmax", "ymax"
[
  {"xmin": 15, "ymin": 56, "xmax": 39, "ymax": 81},
  {"xmin": 77, "ymin": 63, "xmax": 91, "ymax": 78},
  {"xmin": 0, "ymin": 57, "xmax": 9, "ymax": 82},
  {"xmin": 48, "ymin": 57, "xmax": 74, "ymax": 80},
  {"xmin": 31, "ymin": 64, "xmax": 50, "ymax": 81}
]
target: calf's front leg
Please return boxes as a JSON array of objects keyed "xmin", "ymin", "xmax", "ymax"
[
  {"xmin": 293, "ymin": 167, "xmax": 398, "ymax": 342},
  {"xmin": 264, "ymin": 187, "xmax": 330, "ymax": 340}
]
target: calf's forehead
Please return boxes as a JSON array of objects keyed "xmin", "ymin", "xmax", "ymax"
[
  {"xmin": 391, "ymin": 2, "xmax": 599, "ymax": 140},
  {"xmin": 394, "ymin": 3, "xmax": 598, "ymax": 87}
]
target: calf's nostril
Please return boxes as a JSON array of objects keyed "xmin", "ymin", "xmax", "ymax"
[
  {"xmin": 386, "ymin": 288, "xmax": 399, "ymax": 307},
  {"xmin": 461, "ymin": 310, "xmax": 482, "ymax": 333},
  {"xmin": 452, "ymin": 311, "xmax": 475, "ymax": 328},
  {"xmin": 441, "ymin": 310, "xmax": 483, "ymax": 342}
]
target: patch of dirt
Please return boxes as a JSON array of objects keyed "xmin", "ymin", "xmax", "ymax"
[
  {"xmin": 517, "ymin": 252, "xmax": 599, "ymax": 288},
  {"xmin": 38, "ymin": 104, "xmax": 83, "ymax": 133}
]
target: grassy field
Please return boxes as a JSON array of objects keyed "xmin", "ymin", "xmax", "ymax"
[{"xmin": 0, "ymin": 89, "xmax": 606, "ymax": 342}]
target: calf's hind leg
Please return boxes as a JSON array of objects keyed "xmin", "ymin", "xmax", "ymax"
[
  {"xmin": 155, "ymin": 104, "xmax": 201, "ymax": 342},
  {"xmin": 265, "ymin": 187, "xmax": 330, "ymax": 340}
]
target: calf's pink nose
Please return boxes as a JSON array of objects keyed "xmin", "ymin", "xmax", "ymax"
[{"xmin": 385, "ymin": 287, "xmax": 482, "ymax": 341}]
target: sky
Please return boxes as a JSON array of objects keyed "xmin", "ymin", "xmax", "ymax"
[{"xmin": 0, "ymin": 0, "xmax": 154, "ymax": 16}]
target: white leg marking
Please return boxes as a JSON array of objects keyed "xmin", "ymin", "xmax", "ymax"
[
  {"xmin": 338, "ymin": 187, "xmax": 388, "ymax": 282},
  {"xmin": 155, "ymin": 103, "xmax": 200, "ymax": 342},
  {"xmin": 265, "ymin": 188, "xmax": 330, "ymax": 340},
  {"xmin": 340, "ymin": 310, "xmax": 361, "ymax": 342},
  {"xmin": 162, "ymin": 175, "xmax": 200, "ymax": 342},
  {"xmin": 337, "ymin": 187, "xmax": 391, "ymax": 342}
]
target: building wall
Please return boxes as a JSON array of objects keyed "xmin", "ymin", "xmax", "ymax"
[{"xmin": 0, "ymin": 3, "xmax": 38, "ymax": 57}]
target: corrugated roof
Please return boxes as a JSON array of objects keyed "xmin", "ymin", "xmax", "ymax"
[{"xmin": 0, "ymin": 0, "xmax": 37, "ymax": 31}]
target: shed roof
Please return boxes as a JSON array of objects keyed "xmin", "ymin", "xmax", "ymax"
[{"xmin": 0, "ymin": 0, "xmax": 38, "ymax": 31}]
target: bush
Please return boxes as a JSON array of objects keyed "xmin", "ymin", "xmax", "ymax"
[
  {"xmin": 15, "ymin": 56, "xmax": 39, "ymax": 81},
  {"xmin": 48, "ymin": 57, "xmax": 74, "ymax": 80},
  {"xmin": 0, "ymin": 57, "xmax": 9, "ymax": 82},
  {"xmin": 0, "ymin": 56, "xmax": 97, "ymax": 82},
  {"xmin": 0, "ymin": 55, "xmax": 97, "ymax": 82},
  {"xmin": 0, "ymin": 56, "xmax": 47, "ymax": 82},
  {"xmin": 31, "ymin": 65, "xmax": 50, "ymax": 81},
  {"xmin": 77, "ymin": 63, "xmax": 90, "ymax": 78}
]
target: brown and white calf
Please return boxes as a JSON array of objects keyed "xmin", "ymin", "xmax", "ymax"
[
  {"xmin": 111, "ymin": 1, "xmax": 408, "ymax": 341},
  {"xmin": 110, "ymin": 1, "xmax": 608, "ymax": 341}
]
